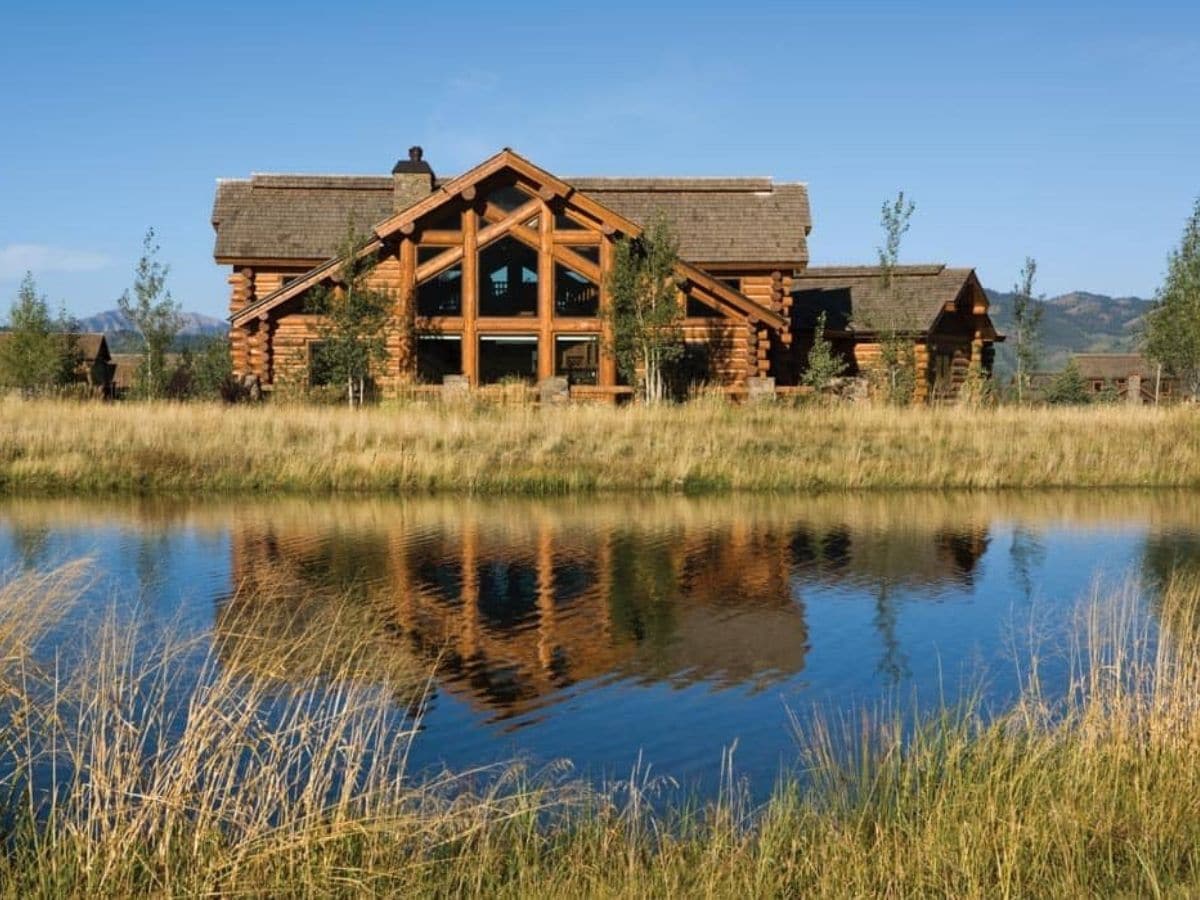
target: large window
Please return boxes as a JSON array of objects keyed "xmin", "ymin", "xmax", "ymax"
[
  {"xmin": 416, "ymin": 336, "xmax": 462, "ymax": 383},
  {"xmin": 555, "ymin": 336, "xmax": 598, "ymax": 385},
  {"xmin": 554, "ymin": 264, "xmax": 598, "ymax": 317},
  {"xmin": 416, "ymin": 259, "xmax": 463, "ymax": 317},
  {"xmin": 479, "ymin": 335, "xmax": 538, "ymax": 384},
  {"xmin": 479, "ymin": 236, "xmax": 538, "ymax": 317}
]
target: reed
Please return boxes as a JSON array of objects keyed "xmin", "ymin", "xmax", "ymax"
[
  {"xmin": 1, "ymin": 562, "xmax": 1200, "ymax": 896},
  {"xmin": 3, "ymin": 396, "xmax": 1200, "ymax": 495}
]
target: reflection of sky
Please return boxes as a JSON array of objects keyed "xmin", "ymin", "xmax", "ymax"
[{"xmin": 0, "ymin": 504, "xmax": 1162, "ymax": 801}]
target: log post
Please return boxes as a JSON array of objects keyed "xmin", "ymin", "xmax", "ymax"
[
  {"xmin": 462, "ymin": 207, "xmax": 479, "ymax": 385},
  {"xmin": 397, "ymin": 237, "xmax": 416, "ymax": 382},
  {"xmin": 598, "ymin": 235, "xmax": 617, "ymax": 388},
  {"xmin": 537, "ymin": 199, "xmax": 554, "ymax": 381}
]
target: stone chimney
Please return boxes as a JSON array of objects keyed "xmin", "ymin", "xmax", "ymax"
[{"xmin": 392, "ymin": 146, "xmax": 434, "ymax": 212}]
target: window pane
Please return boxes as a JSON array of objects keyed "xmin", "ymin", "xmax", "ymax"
[
  {"xmin": 480, "ymin": 237, "xmax": 538, "ymax": 317},
  {"xmin": 686, "ymin": 296, "xmax": 722, "ymax": 318},
  {"xmin": 555, "ymin": 336, "xmax": 598, "ymax": 385},
  {"xmin": 417, "ymin": 263, "xmax": 463, "ymax": 316},
  {"xmin": 484, "ymin": 183, "xmax": 533, "ymax": 214},
  {"xmin": 416, "ymin": 337, "xmax": 462, "ymax": 383},
  {"xmin": 479, "ymin": 336, "xmax": 538, "ymax": 384},
  {"xmin": 555, "ymin": 263, "xmax": 598, "ymax": 317}
]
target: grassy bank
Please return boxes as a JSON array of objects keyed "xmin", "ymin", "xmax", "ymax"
[
  {"xmin": 1, "ymin": 564, "xmax": 1200, "ymax": 896},
  {"xmin": 3, "ymin": 397, "xmax": 1200, "ymax": 494}
]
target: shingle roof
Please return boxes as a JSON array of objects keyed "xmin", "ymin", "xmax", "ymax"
[
  {"xmin": 1066, "ymin": 354, "xmax": 1161, "ymax": 381},
  {"xmin": 0, "ymin": 331, "xmax": 108, "ymax": 362},
  {"xmin": 212, "ymin": 169, "xmax": 811, "ymax": 266},
  {"xmin": 789, "ymin": 265, "xmax": 977, "ymax": 334}
]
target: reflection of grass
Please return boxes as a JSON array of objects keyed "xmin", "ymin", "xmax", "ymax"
[
  {"xmin": 6, "ymin": 563, "xmax": 1200, "ymax": 894},
  {"xmin": 6, "ymin": 397, "xmax": 1200, "ymax": 494}
]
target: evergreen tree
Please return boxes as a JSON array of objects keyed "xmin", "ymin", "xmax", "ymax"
[
  {"xmin": 1012, "ymin": 256, "xmax": 1044, "ymax": 404},
  {"xmin": 1144, "ymin": 197, "xmax": 1200, "ymax": 398},
  {"xmin": 305, "ymin": 225, "xmax": 394, "ymax": 407},
  {"xmin": 1043, "ymin": 358, "xmax": 1092, "ymax": 405},
  {"xmin": 603, "ymin": 212, "xmax": 685, "ymax": 403},
  {"xmin": 0, "ymin": 272, "xmax": 79, "ymax": 392},
  {"xmin": 802, "ymin": 311, "xmax": 847, "ymax": 395},
  {"xmin": 117, "ymin": 228, "xmax": 182, "ymax": 399}
]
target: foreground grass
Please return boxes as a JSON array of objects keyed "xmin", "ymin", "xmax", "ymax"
[
  {"xmin": 3, "ymin": 397, "xmax": 1200, "ymax": 494},
  {"xmin": 1, "ymin": 565, "xmax": 1200, "ymax": 896}
]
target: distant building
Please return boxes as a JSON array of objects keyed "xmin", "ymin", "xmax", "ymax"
[
  {"xmin": 1032, "ymin": 353, "xmax": 1180, "ymax": 403},
  {"xmin": 0, "ymin": 331, "xmax": 114, "ymax": 396},
  {"xmin": 109, "ymin": 352, "xmax": 184, "ymax": 398}
]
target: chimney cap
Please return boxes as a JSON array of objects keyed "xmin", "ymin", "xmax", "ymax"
[{"xmin": 392, "ymin": 146, "xmax": 433, "ymax": 175}]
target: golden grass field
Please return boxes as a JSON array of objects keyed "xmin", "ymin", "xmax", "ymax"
[
  {"xmin": 1, "ymin": 562, "xmax": 1199, "ymax": 896},
  {"xmin": 2, "ymin": 397, "xmax": 1200, "ymax": 494}
]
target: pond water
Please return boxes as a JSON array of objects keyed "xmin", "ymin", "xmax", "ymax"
[{"xmin": 2, "ymin": 492, "xmax": 1198, "ymax": 799}]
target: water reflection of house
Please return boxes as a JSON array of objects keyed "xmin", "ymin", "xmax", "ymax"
[
  {"xmin": 227, "ymin": 514, "xmax": 808, "ymax": 721},
  {"xmin": 221, "ymin": 498, "xmax": 992, "ymax": 722}
]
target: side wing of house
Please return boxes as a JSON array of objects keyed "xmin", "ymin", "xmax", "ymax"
[
  {"xmin": 789, "ymin": 266, "xmax": 1002, "ymax": 401},
  {"xmin": 215, "ymin": 149, "xmax": 794, "ymax": 393}
]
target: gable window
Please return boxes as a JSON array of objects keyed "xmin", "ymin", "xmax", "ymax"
[
  {"xmin": 554, "ymin": 264, "xmax": 598, "ymax": 317},
  {"xmin": 483, "ymin": 183, "xmax": 534, "ymax": 214},
  {"xmin": 416, "ymin": 262, "xmax": 463, "ymax": 316},
  {"xmin": 479, "ymin": 236, "xmax": 538, "ymax": 317}
]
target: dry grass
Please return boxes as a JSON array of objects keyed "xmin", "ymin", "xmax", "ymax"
[
  {"xmin": 2, "ymin": 396, "xmax": 1200, "ymax": 495},
  {"xmin": 1, "ymin": 562, "xmax": 1200, "ymax": 896}
]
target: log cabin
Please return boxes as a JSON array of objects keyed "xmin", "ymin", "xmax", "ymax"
[{"xmin": 212, "ymin": 147, "xmax": 1001, "ymax": 400}]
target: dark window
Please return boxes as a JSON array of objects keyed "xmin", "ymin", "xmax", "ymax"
[
  {"xmin": 480, "ymin": 236, "xmax": 538, "ymax": 317},
  {"xmin": 479, "ymin": 336, "xmax": 538, "ymax": 384},
  {"xmin": 554, "ymin": 264, "xmax": 598, "ymax": 317},
  {"xmin": 554, "ymin": 210, "xmax": 585, "ymax": 230},
  {"xmin": 416, "ymin": 337, "xmax": 462, "ymax": 383},
  {"xmin": 570, "ymin": 245, "xmax": 600, "ymax": 265},
  {"xmin": 416, "ymin": 263, "xmax": 463, "ymax": 316},
  {"xmin": 424, "ymin": 205, "xmax": 462, "ymax": 231},
  {"xmin": 686, "ymin": 296, "xmax": 722, "ymax": 318},
  {"xmin": 484, "ymin": 183, "xmax": 532, "ymax": 214},
  {"xmin": 720, "ymin": 277, "xmax": 740, "ymax": 292},
  {"xmin": 555, "ymin": 336, "xmax": 599, "ymax": 385}
]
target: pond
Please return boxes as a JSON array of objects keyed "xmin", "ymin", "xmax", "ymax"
[{"xmin": 2, "ymin": 491, "xmax": 1198, "ymax": 799}]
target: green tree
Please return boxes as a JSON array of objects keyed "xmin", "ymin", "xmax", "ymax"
[
  {"xmin": 603, "ymin": 212, "xmax": 685, "ymax": 404},
  {"xmin": 872, "ymin": 192, "xmax": 918, "ymax": 405},
  {"xmin": 1144, "ymin": 197, "xmax": 1200, "ymax": 398},
  {"xmin": 0, "ymin": 272, "xmax": 79, "ymax": 393},
  {"xmin": 305, "ymin": 225, "xmax": 394, "ymax": 407},
  {"xmin": 1012, "ymin": 256, "xmax": 1044, "ymax": 404},
  {"xmin": 117, "ymin": 228, "xmax": 182, "ymax": 399},
  {"xmin": 1043, "ymin": 358, "xmax": 1092, "ymax": 405},
  {"xmin": 802, "ymin": 311, "xmax": 847, "ymax": 395}
]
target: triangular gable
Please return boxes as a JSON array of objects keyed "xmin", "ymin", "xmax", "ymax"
[
  {"xmin": 926, "ymin": 270, "xmax": 1004, "ymax": 341},
  {"xmin": 232, "ymin": 148, "xmax": 786, "ymax": 331}
]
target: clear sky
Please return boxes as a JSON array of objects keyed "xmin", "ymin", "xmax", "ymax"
[{"xmin": 1, "ymin": 0, "xmax": 1197, "ymax": 319}]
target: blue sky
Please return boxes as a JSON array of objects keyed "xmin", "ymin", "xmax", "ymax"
[{"xmin": 1, "ymin": 0, "xmax": 1197, "ymax": 319}]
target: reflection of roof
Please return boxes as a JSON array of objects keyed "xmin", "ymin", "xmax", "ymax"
[
  {"xmin": 790, "ymin": 265, "xmax": 979, "ymax": 334},
  {"xmin": 213, "ymin": 170, "xmax": 811, "ymax": 266}
]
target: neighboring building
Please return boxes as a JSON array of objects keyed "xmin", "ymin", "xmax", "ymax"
[
  {"xmin": 1032, "ymin": 353, "xmax": 1181, "ymax": 404},
  {"xmin": 0, "ymin": 331, "xmax": 114, "ymax": 396},
  {"xmin": 109, "ymin": 352, "xmax": 184, "ymax": 398},
  {"xmin": 211, "ymin": 147, "xmax": 1001, "ymax": 398}
]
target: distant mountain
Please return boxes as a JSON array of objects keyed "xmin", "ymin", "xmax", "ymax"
[
  {"xmin": 76, "ymin": 309, "xmax": 228, "ymax": 338},
  {"xmin": 985, "ymin": 289, "xmax": 1153, "ymax": 375}
]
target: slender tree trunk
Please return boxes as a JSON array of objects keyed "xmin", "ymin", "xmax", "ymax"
[{"xmin": 347, "ymin": 376, "xmax": 354, "ymax": 409}]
